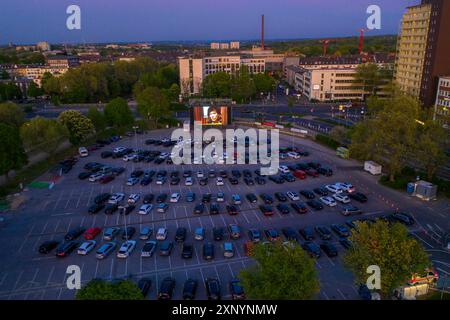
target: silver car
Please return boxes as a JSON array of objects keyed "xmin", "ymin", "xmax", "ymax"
[
  {"xmin": 77, "ymin": 240, "xmax": 96, "ymax": 255},
  {"xmin": 117, "ymin": 240, "xmax": 136, "ymax": 258}
]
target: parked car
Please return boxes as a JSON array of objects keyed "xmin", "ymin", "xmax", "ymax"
[
  {"xmin": 83, "ymin": 227, "xmax": 101, "ymax": 240},
  {"xmin": 230, "ymin": 279, "xmax": 245, "ymax": 300},
  {"xmin": 302, "ymin": 241, "xmax": 321, "ymax": 258},
  {"xmin": 299, "ymin": 227, "xmax": 315, "ymax": 241},
  {"xmin": 138, "ymin": 278, "xmax": 152, "ymax": 297},
  {"xmin": 320, "ymin": 196, "xmax": 337, "ymax": 207},
  {"xmin": 203, "ymin": 243, "xmax": 215, "ymax": 260},
  {"xmin": 56, "ymin": 241, "xmax": 79, "ymax": 257},
  {"xmin": 158, "ymin": 277, "xmax": 175, "ymax": 300},
  {"xmin": 248, "ymin": 229, "xmax": 261, "ymax": 242},
  {"xmin": 320, "ymin": 242, "xmax": 338, "ymax": 257},
  {"xmin": 331, "ymin": 224, "xmax": 351, "ymax": 237},
  {"xmin": 205, "ymin": 278, "xmax": 221, "ymax": 300},
  {"xmin": 103, "ymin": 227, "xmax": 120, "ymax": 241},
  {"xmin": 341, "ymin": 204, "xmax": 362, "ymax": 216},
  {"xmin": 156, "ymin": 228, "xmax": 168, "ymax": 240},
  {"xmin": 333, "ymin": 193, "xmax": 351, "ymax": 204},
  {"xmin": 183, "ymin": 279, "xmax": 198, "ymax": 300},
  {"xmin": 138, "ymin": 204, "xmax": 153, "ymax": 215},
  {"xmin": 139, "ymin": 227, "xmax": 153, "ymax": 240},
  {"xmin": 194, "ymin": 227, "xmax": 205, "ymax": 241},
  {"xmin": 315, "ymin": 225, "xmax": 332, "ymax": 240},
  {"xmin": 348, "ymin": 192, "xmax": 368, "ymax": 203},
  {"xmin": 159, "ymin": 241, "xmax": 174, "ymax": 256},
  {"xmin": 306, "ymin": 200, "xmax": 324, "ymax": 210},
  {"xmin": 121, "ymin": 227, "xmax": 136, "ymax": 240},
  {"xmin": 65, "ymin": 227, "xmax": 86, "ymax": 241},
  {"xmin": 38, "ymin": 240, "xmax": 59, "ymax": 254}
]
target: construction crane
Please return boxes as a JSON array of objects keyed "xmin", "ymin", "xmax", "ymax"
[
  {"xmin": 319, "ymin": 39, "xmax": 338, "ymax": 56},
  {"xmin": 358, "ymin": 29, "xmax": 370, "ymax": 55}
]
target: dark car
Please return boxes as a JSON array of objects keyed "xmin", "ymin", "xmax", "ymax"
[
  {"xmin": 183, "ymin": 170, "xmax": 192, "ymax": 178},
  {"xmin": 122, "ymin": 227, "xmax": 136, "ymax": 240},
  {"xmin": 315, "ymin": 225, "xmax": 332, "ymax": 240},
  {"xmin": 291, "ymin": 202, "xmax": 308, "ymax": 214},
  {"xmin": 317, "ymin": 167, "xmax": 333, "ymax": 176},
  {"xmin": 202, "ymin": 193, "xmax": 212, "ymax": 203},
  {"xmin": 78, "ymin": 172, "xmax": 91, "ymax": 180},
  {"xmin": 391, "ymin": 212, "xmax": 415, "ymax": 226},
  {"xmin": 339, "ymin": 238, "xmax": 353, "ymax": 250},
  {"xmin": 101, "ymin": 151, "xmax": 113, "ymax": 159},
  {"xmin": 243, "ymin": 169, "xmax": 252, "ymax": 178},
  {"xmin": 138, "ymin": 278, "xmax": 152, "ymax": 297},
  {"xmin": 282, "ymin": 227, "xmax": 298, "ymax": 241},
  {"xmin": 130, "ymin": 170, "xmax": 144, "ymax": 178},
  {"xmin": 281, "ymin": 173, "xmax": 296, "ymax": 182},
  {"xmin": 112, "ymin": 167, "xmax": 125, "ymax": 176},
  {"xmin": 306, "ymin": 200, "xmax": 324, "ymax": 211},
  {"xmin": 210, "ymin": 203, "xmax": 220, "ymax": 215},
  {"xmin": 269, "ymin": 176, "xmax": 284, "ymax": 184},
  {"xmin": 55, "ymin": 241, "xmax": 79, "ymax": 257},
  {"xmin": 104, "ymin": 203, "xmax": 118, "ymax": 215},
  {"xmin": 181, "ymin": 243, "xmax": 193, "ymax": 259},
  {"xmin": 302, "ymin": 241, "xmax": 321, "ymax": 258},
  {"xmin": 259, "ymin": 205, "xmax": 274, "ymax": 216},
  {"xmin": 170, "ymin": 177, "xmax": 180, "ymax": 185},
  {"xmin": 158, "ymin": 277, "xmax": 175, "ymax": 300},
  {"xmin": 299, "ymin": 227, "xmax": 315, "ymax": 241},
  {"xmin": 156, "ymin": 194, "xmax": 168, "ymax": 203},
  {"xmin": 213, "ymin": 227, "xmax": 224, "ymax": 241},
  {"xmin": 205, "ymin": 278, "xmax": 221, "ymax": 300},
  {"xmin": 307, "ymin": 162, "xmax": 321, "ymax": 169},
  {"xmin": 140, "ymin": 177, "xmax": 152, "ymax": 186},
  {"xmin": 199, "ymin": 177, "xmax": 208, "ymax": 186},
  {"xmin": 260, "ymin": 193, "xmax": 274, "ymax": 204},
  {"xmin": 300, "ymin": 190, "xmax": 315, "ymax": 199},
  {"xmin": 64, "ymin": 227, "xmax": 85, "ymax": 241},
  {"xmin": 244, "ymin": 178, "xmax": 254, "ymax": 186},
  {"xmin": 99, "ymin": 175, "xmax": 115, "ymax": 184},
  {"xmin": 38, "ymin": 240, "xmax": 59, "ymax": 254},
  {"xmin": 183, "ymin": 279, "xmax": 198, "ymax": 300},
  {"xmin": 331, "ymin": 224, "xmax": 351, "ymax": 237},
  {"xmin": 229, "ymin": 177, "xmax": 239, "ymax": 185},
  {"xmin": 175, "ymin": 227, "xmax": 187, "ymax": 242},
  {"xmin": 348, "ymin": 192, "xmax": 368, "ymax": 203},
  {"xmin": 313, "ymin": 187, "xmax": 329, "ymax": 196},
  {"xmin": 275, "ymin": 192, "xmax": 288, "ymax": 202},
  {"xmin": 276, "ymin": 203, "xmax": 290, "ymax": 214},
  {"xmin": 143, "ymin": 194, "xmax": 154, "ymax": 204},
  {"xmin": 203, "ymin": 243, "xmax": 215, "ymax": 260},
  {"xmin": 88, "ymin": 203, "xmax": 105, "ymax": 214},
  {"xmin": 194, "ymin": 203, "xmax": 205, "ymax": 214},
  {"xmin": 248, "ymin": 229, "xmax": 261, "ymax": 242},
  {"xmin": 119, "ymin": 204, "xmax": 135, "ymax": 215},
  {"xmin": 246, "ymin": 193, "xmax": 257, "ymax": 203},
  {"xmin": 255, "ymin": 176, "xmax": 266, "ymax": 185},
  {"xmin": 94, "ymin": 193, "xmax": 111, "ymax": 204},
  {"xmin": 230, "ymin": 279, "xmax": 246, "ymax": 300},
  {"xmin": 320, "ymin": 242, "xmax": 338, "ymax": 257},
  {"xmin": 226, "ymin": 205, "xmax": 238, "ymax": 215},
  {"xmin": 341, "ymin": 204, "xmax": 362, "ymax": 216},
  {"xmin": 231, "ymin": 170, "xmax": 241, "ymax": 178},
  {"xmin": 159, "ymin": 241, "xmax": 174, "ymax": 256}
]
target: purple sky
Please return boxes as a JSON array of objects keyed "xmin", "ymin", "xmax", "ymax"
[{"xmin": 1, "ymin": 0, "xmax": 420, "ymax": 44}]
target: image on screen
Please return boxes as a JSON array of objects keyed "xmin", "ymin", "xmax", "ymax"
[{"xmin": 192, "ymin": 106, "xmax": 229, "ymax": 126}]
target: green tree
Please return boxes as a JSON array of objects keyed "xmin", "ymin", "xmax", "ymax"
[
  {"xmin": 343, "ymin": 220, "xmax": 430, "ymax": 297},
  {"xmin": 20, "ymin": 117, "xmax": 68, "ymax": 158},
  {"xmin": 27, "ymin": 82, "xmax": 43, "ymax": 98},
  {"xmin": 0, "ymin": 83, "xmax": 22, "ymax": 101},
  {"xmin": 253, "ymin": 73, "xmax": 276, "ymax": 94},
  {"xmin": 104, "ymin": 97, "xmax": 134, "ymax": 131},
  {"xmin": 58, "ymin": 110, "xmax": 95, "ymax": 145},
  {"xmin": 161, "ymin": 83, "xmax": 181, "ymax": 103},
  {"xmin": 0, "ymin": 102, "xmax": 25, "ymax": 127},
  {"xmin": 87, "ymin": 106, "xmax": 107, "ymax": 132},
  {"xmin": 350, "ymin": 91, "xmax": 420, "ymax": 181},
  {"xmin": 136, "ymin": 86, "xmax": 171, "ymax": 128},
  {"xmin": 329, "ymin": 126, "xmax": 348, "ymax": 144},
  {"xmin": 1, "ymin": 70, "xmax": 9, "ymax": 80},
  {"xmin": 202, "ymin": 72, "xmax": 232, "ymax": 98},
  {"xmin": 0, "ymin": 123, "xmax": 28, "ymax": 179},
  {"xmin": 239, "ymin": 241, "xmax": 320, "ymax": 300},
  {"xmin": 75, "ymin": 279, "xmax": 144, "ymax": 300},
  {"xmin": 414, "ymin": 119, "xmax": 449, "ymax": 180},
  {"xmin": 232, "ymin": 66, "xmax": 256, "ymax": 103},
  {"xmin": 354, "ymin": 63, "xmax": 393, "ymax": 97}
]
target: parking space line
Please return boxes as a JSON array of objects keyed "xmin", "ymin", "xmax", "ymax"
[{"xmin": 336, "ymin": 288, "xmax": 347, "ymax": 300}]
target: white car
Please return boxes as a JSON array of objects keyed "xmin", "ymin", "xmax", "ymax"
[
  {"xmin": 108, "ymin": 193, "xmax": 125, "ymax": 204},
  {"xmin": 333, "ymin": 193, "xmax": 351, "ymax": 204},
  {"xmin": 216, "ymin": 177, "xmax": 224, "ymax": 186},
  {"xmin": 113, "ymin": 147, "xmax": 126, "ymax": 154},
  {"xmin": 336, "ymin": 182, "xmax": 356, "ymax": 193},
  {"xmin": 320, "ymin": 196, "xmax": 337, "ymax": 207},
  {"xmin": 156, "ymin": 227, "xmax": 168, "ymax": 240},
  {"xmin": 126, "ymin": 177, "xmax": 139, "ymax": 186},
  {"xmin": 159, "ymin": 152, "xmax": 169, "ymax": 159},
  {"xmin": 77, "ymin": 240, "xmax": 96, "ymax": 255},
  {"xmin": 89, "ymin": 172, "xmax": 104, "ymax": 182},
  {"xmin": 287, "ymin": 152, "xmax": 300, "ymax": 159},
  {"xmin": 138, "ymin": 204, "xmax": 153, "ymax": 215},
  {"xmin": 185, "ymin": 177, "xmax": 193, "ymax": 186},
  {"xmin": 128, "ymin": 193, "xmax": 140, "ymax": 205},
  {"xmin": 232, "ymin": 194, "xmax": 241, "ymax": 205},
  {"xmin": 123, "ymin": 154, "xmax": 137, "ymax": 162},
  {"xmin": 170, "ymin": 193, "xmax": 181, "ymax": 203},
  {"xmin": 78, "ymin": 147, "xmax": 89, "ymax": 157},
  {"xmin": 197, "ymin": 171, "xmax": 204, "ymax": 178},
  {"xmin": 325, "ymin": 184, "xmax": 343, "ymax": 194},
  {"xmin": 117, "ymin": 240, "xmax": 136, "ymax": 258},
  {"xmin": 217, "ymin": 192, "xmax": 225, "ymax": 202},
  {"xmin": 287, "ymin": 191, "xmax": 300, "ymax": 201},
  {"xmin": 279, "ymin": 165, "xmax": 290, "ymax": 174}
]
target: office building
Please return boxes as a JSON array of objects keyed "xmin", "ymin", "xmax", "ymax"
[{"xmin": 434, "ymin": 76, "xmax": 450, "ymax": 128}]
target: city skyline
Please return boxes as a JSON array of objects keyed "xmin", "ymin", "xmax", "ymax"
[{"xmin": 1, "ymin": 0, "xmax": 420, "ymax": 45}]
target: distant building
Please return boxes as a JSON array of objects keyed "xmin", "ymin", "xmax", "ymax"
[
  {"xmin": 230, "ymin": 41, "xmax": 240, "ymax": 49},
  {"xmin": 46, "ymin": 55, "xmax": 79, "ymax": 69},
  {"xmin": 210, "ymin": 43, "xmax": 220, "ymax": 50},
  {"xmin": 219, "ymin": 43, "xmax": 230, "ymax": 50},
  {"xmin": 210, "ymin": 42, "xmax": 240, "ymax": 50},
  {"xmin": 434, "ymin": 76, "xmax": 450, "ymax": 128},
  {"xmin": 178, "ymin": 54, "xmax": 265, "ymax": 95},
  {"xmin": 394, "ymin": 0, "xmax": 450, "ymax": 107},
  {"xmin": 36, "ymin": 41, "xmax": 51, "ymax": 52}
]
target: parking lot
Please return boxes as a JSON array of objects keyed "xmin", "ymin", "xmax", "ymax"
[{"xmin": 0, "ymin": 127, "xmax": 448, "ymax": 300}]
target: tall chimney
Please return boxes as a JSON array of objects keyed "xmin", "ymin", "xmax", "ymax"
[{"xmin": 261, "ymin": 14, "xmax": 265, "ymax": 50}]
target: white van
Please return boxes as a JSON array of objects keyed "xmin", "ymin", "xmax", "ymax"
[{"xmin": 78, "ymin": 147, "xmax": 89, "ymax": 157}]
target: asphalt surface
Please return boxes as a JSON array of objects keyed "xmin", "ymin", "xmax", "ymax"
[{"xmin": 0, "ymin": 128, "xmax": 448, "ymax": 300}]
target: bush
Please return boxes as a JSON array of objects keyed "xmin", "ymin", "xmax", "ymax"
[
  {"xmin": 76, "ymin": 279, "xmax": 144, "ymax": 300},
  {"xmin": 315, "ymin": 134, "xmax": 340, "ymax": 149}
]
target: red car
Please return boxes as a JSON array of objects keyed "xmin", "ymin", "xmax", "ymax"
[
  {"xmin": 293, "ymin": 170, "xmax": 306, "ymax": 179},
  {"xmin": 226, "ymin": 205, "xmax": 239, "ymax": 215},
  {"xmin": 305, "ymin": 168, "xmax": 319, "ymax": 178},
  {"xmin": 99, "ymin": 175, "xmax": 115, "ymax": 184},
  {"xmin": 84, "ymin": 227, "xmax": 102, "ymax": 240}
]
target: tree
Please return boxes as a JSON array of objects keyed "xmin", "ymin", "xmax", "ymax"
[
  {"xmin": 239, "ymin": 241, "xmax": 320, "ymax": 299},
  {"xmin": 329, "ymin": 126, "xmax": 348, "ymax": 144},
  {"xmin": 87, "ymin": 106, "xmax": 107, "ymax": 132},
  {"xmin": 0, "ymin": 102, "xmax": 25, "ymax": 127},
  {"xmin": 414, "ymin": 119, "xmax": 449, "ymax": 180},
  {"xmin": 75, "ymin": 279, "xmax": 144, "ymax": 300},
  {"xmin": 202, "ymin": 72, "xmax": 232, "ymax": 98},
  {"xmin": 136, "ymin": 86, "xmax": 171, "ymax": 128},
  {"xmin": 232, "ymin": 66, "xmax": 256, "ymax": 103},
  {"xmin": 350, "ymin": 91, "xmax": 420, "ymax": 181},
  {"xmin": 20, "ymin": 117, "xmax": 68, "ymax": 158},
  {"xmin": 253, "ymin": 73, "xmax": 276, "ymax": 94},
  {"xmin": 58, "ymin": 110, "xmax": 95, "ymax": 145},
  {"xmin": 0, "ymin": 83, "xmax": 22, "ymax": 101},
  {"xmin": 354, "ymin": 63, "xmax": 393, "ymax": 98},
  {"xmin": 104, "ymin": 97, "xmax": 134, "ymax": 131},
  {"xmin": 1, "ymin": 70, "xmax": 9, "ymax": 80},
  {"xmin": 343, "ymin": 220, "xmax": 430, "ymax": 297},
  {"xmin": 27, "ymin": 82, "xmax": 43, "ymax": 99},
  {"xmin": 161, "ymin": 83, "xmax": 180, "ymax": 103},
  {"xmin": 0, "ymin": 123, "xmax": 27, "ymax": 179}
]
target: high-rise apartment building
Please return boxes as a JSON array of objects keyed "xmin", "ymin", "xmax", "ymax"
[
  {"xmin": 434, "ymin": 76, "xmax": 450, "ymax": 128},
  {"xmin": 394, "ymin": 0, "xmax": 450, "ymax": 107}
]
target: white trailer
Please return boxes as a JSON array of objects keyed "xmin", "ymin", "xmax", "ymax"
[
  {"xmin": 393, "ymin": 283, "xmax": 429, "ymax": 300},
  {"xmin": 364, "ymin": 161, "xmax": 382, "ymax": 175}
]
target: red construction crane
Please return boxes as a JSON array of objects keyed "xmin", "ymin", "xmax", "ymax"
[
  {"xmin": 319, "ymin": 39, "xmax": 331, "ymax": 56},
  {"xmin": 358, "ymin": 29, "xmax": 369, "ymax": 55}
]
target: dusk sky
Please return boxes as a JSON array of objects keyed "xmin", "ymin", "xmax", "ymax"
[{"xmin": 1, "ymin": 0, "xmax": 420, "ymax": 44}]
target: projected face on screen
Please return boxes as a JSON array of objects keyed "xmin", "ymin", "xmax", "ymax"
[
  {"xmin": 192, "ymin": 106, "xmax": 229, "ymax": 126},
  {"xmin": 204, "ymin": 106, "xmax": 222, "ymax": 124}
]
